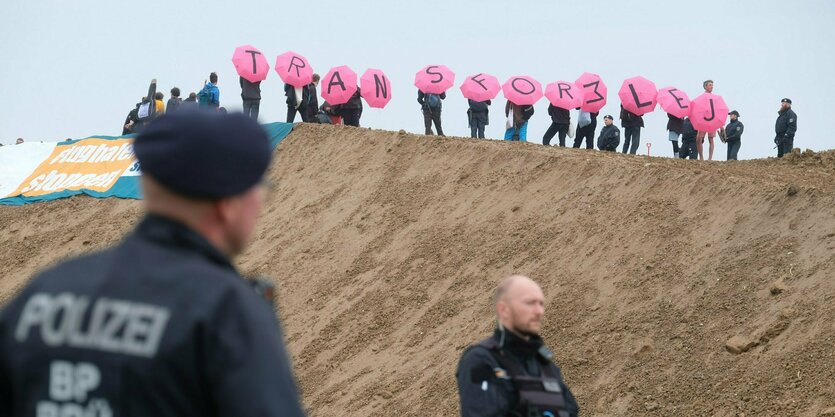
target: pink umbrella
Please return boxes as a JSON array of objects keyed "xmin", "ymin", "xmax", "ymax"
[
  {"xmin": 321, "ymin": 66, "xmax": 358, "ymax": 106},
  {"xmin": 502, "ymin": 76, "xmax": 543, "ymax": 106},
  {"xmin": 575, "ymin": 72, "xmax": 608, "ymax": 113},
  {"xmin": 275, "ymin": 51, "xmax": 314, "ymax": 87},
  {"xmin": 690, "ymin": 93, "xmax": 729, "ymax": 132},
  {"xmin": 459, "ymin": 73, "xmax": 500, "ymax": 102},
  {"xmin": 414, "ymin": 65, "xmax": 455, "ymax": 94},
  {"xmin": 232, "ymin": 45, "xmax": 270, "ymax": 83},
  {"xmin": 360, "ymin": 68, "xmax": 392, "ymax": 108},
  {"xmin": 618, "ymin": 76, "xmax": 657, "ymax": 116},
  {"xmin": 544, "ymin": 81, "xmax": 585, "ymax": 110},
  {"xmin": 657, "ymin": 87, "xmax": 691, "ymax": 119}
]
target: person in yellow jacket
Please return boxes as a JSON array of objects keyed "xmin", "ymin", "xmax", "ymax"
[{"xmin": 155, "ymin": 92, "xmax": 165, "ymax": 115}]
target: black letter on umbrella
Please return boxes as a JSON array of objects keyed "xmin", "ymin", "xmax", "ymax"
[
  {"xmin": 426, "ymin": 66, "xmax": 444, "ymax": 84},
  {"xmin": 666, "ymin": 88, "xmax": 688, "ymax": 109},
  {"xmin": 512, "ymin": 78, "xmax": 535, "ymax": 95},
  {"xmin": 245, "ymin": 50, "xmax": 261, "ymax": 75},
  {"xmin": 558, "ymin": 83, "xmax": 574, "ymax": 99},
  {"xmin": 583, "ymin": 81, "xmax": 604, "ymax": 103},
  {"xmin": 628, "ymin": 83, "xmax": 652, "ymax": 108},
  {"xmin": 471, "ymin": 73, "xmax": 487, "ymax": 91},
  {"xmin": 327, "ymin": 71, "xmax": 346, "ymax": 94},
  {"xmin": 374, "ymin": 74, "xmax": 388, "ymax": 98},
  {"xmin": 288, "ymin": 56, "xmax": 306, "ymax": 77},
  {"xmin": 703, "ymin": 99, "xmax": 716, "ymax": 121}
]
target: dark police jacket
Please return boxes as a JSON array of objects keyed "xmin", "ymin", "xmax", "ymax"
[
  {"xmin": 775, "ymin": 108, "xmax": 797, "ymax": 140},
  {"xmin": 0, "ymin": 215, "xmax": 305, "ymax": 417},
  {"xmin": 725, "ymin": 119, "xmax": 744, "ymax": 142},
  {"xmin": 457, "ymin": 328, "xmax": 578, "ymax": 417},
  {"xmin": 682, "ymin": 118, "xmax": 698, "ymax": 142},
  {"xmin": 597, "ymin": 124, "xmax": 621, "ymax": 151}
]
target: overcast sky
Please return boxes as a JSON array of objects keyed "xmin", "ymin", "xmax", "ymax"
[{"xmin": 1, "ymin": 0, "xmax": 832, "ymax": 159}]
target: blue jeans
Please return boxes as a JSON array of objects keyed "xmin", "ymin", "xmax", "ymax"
[
  {"xmin": 727, "ymin": 139, "xmax": 741, "ymax": 160},
  {"xmin": 504, "ymin": 122, "xmax": 528, "ymax": 141},
  {"xmin": 622, "ymin": 126, "xmax": 641, "ymax": 154}
]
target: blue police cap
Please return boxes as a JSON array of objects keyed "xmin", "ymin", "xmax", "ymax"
[{"xmin": 134, "ymin": 111, "xmax": 272, "ymax": 199}]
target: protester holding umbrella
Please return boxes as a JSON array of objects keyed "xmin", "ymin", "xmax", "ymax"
[
  {"xmin": 696, "ymin": 80, "xmax": 718, "ymax": 160},
  {"xmin": 619, "ymin": 105, "xmax": 644, "ymax": 154},
  {"xmin": 543, "ymin": 104, "xmax": 570, "ymax": 147},
  {"xmin": 418, "ymin": 90, "xmax": 446, "ymax": 136},
  {"xmin": 504, "ymin": 101, "xmax": 535, "ymax": 141},
  {"xmin": 468, "ymin": 99, "xmax": 490, "ymax": 139},
  {"xmin": 415, "ymin": 65, "xmax": 455, "ymax": 137},
  {"xmin": 304, "ymin": 74, "xmax": 320, "ymax": 123},
  {"xmin": 667, "ymin": 113, "xmax": 684, "ymax": 158},
  {"xmin": 340, "ymin": 88, "xmax": 363, "ymax": 127}
]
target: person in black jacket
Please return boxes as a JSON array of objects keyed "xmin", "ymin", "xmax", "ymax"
[
  {"xmin": 457, "ymin": 275, "xmax": 578, "ymax": 417},
  {"xmin": 619, "ymin": 105, "xmax": 644, "ymax": 154},
  {"xmin": 468, "ymin": 99, "xmax": 490, "ymax": 138},
  {"xmin": 303, "ymin": 74, "xmax": 320, "ymax": 123},
  {"xmin": 724, "ymin": 110, "xmax": 744, "ymax": 160},
  {"xmin": 418, "ymin": 89, "xmax": 446, "ymax": 136},
  {"xmin": 596, "ymin": 114, "xmax": 620, "ymax": 151},
  {"xmin": 0, "ymin": 112, "xmax": 306, "ymax": 417},
  {"xmin": 340, "ymin": 87, "xmax": 363, "ymax": 127},
  {"xmin": 167, "ymin": 87, "xmax": 183, "ymax": 113},
  {"xmin": 775, "ymin": 98, "xmax": 797, "ymax": 158},
  {"xmin": 543, "ymin": 104, "xmax": 570, "ymax": 147},
  {"xmin": 284, "ymin": 82, "xmax": 309, "ymax": 123},
  {"xmin": 573, "ymin": 110, "xmax": 598, "ymax": 149},
  {"xmin": 667, "ymin": 113, "xmax": 684, "ymax": 158},
  {"xmin": 240, "ymin": 77, "xmax": 261, "ymax": 120},
  {"xmin": 680, "ymin": 117, "xmax": 698, "ymax": 160}
]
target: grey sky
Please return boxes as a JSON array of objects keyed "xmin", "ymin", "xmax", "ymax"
[{"xmin": 1, "ymin": 0, "xmax": 832, "ymax": 159}]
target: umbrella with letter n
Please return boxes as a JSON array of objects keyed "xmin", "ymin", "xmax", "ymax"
[{"xmin": 360, "ymin": 68, "xmax": 392, "ymax": 108}]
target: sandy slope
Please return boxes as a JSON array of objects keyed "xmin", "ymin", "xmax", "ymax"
[{"xmin": 2, "ymin": 123, "xmax": 835, "ymax": 416}]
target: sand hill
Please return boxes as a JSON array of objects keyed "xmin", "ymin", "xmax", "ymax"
[{"xmin": 2, "ymin": 123, "xmax": 835, "ymax": 416}]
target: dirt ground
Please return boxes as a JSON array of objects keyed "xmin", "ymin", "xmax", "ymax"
[{"xmin": 2, "ymin": 123, "xmax": 834, "ymax": 416}]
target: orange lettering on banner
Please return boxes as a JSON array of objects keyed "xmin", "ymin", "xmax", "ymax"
[{"xmin": 12, "ymin": 138, "xmax": 135, "ymax": 198}]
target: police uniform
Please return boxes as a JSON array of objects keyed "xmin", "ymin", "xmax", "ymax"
[
  {"xmin": 457, "ymin": 328, "xmax": 579, "ymax": 417},
  {"xmin": 775, "ymin": 98, "xmax": 797, "ymax": 158},
  {"xmin": 0, "ymin": 111, "xmax": 306, "ymax": 417}
]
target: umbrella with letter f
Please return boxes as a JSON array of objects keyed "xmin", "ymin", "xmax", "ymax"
[{"xmin": 459, "ymin": 73, "xmax": 500, "ymax": 102}]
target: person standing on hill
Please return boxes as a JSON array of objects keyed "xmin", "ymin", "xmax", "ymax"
[
  {"xmin": 284, "ymin": 82, "xmax": 309, "ymax": 123},
  {"xmin": 723, "ymin": 110, "xmax": 744, "ymax": 160},
  {"xmin": 0, "ymin": 112, "xmax": 306, "ymax": 417},
  {"xmin": 340, "ymin": 88, "xmax": 363, "ymax": 127},
  {"xmin": 596, "ymin": 114, "xmax": 620, "ymax": 152},
  {"xmin": 542, "ymin": 104, "xmax": 570, "ymax": 147},
  {"xmin": 154, "ymin": 92, "xmax": 165, "ymax": 115},
  {"xmin": 457, "ymin": 275, "xmax": 579, "ymax": 417},
  {"xmin": 680, "ymin": 117, "xmax": 698, "ymax": 160},
  {"xmin": 504, "ymin": 101, "xmax": 534, "ymax": 141},
  {"xmin": 468, "ymin": 99, "xmax": 490, "ymax": 139},
  {"xmin": 775, "ymin": 98, "xmax": 797, "ymax": 158},
  {"xmin": 303, "ymin": 74, "xmax": 320, "ymax": 123},
  {"xmin": 573, "ymin": 110, "xmax": 598, "ymax": 150},
  {"xmin": 181, "ymin": 92, "xmax": 198, "ymax": 111},
  {"xmin": 240, "ymin": 77, "xmax": 262, "ymax": 120},
  {"xmin": 619, "ymin": 104, "xmax": 644, "ymax": 154},
  {"xmin": 666, "ymin": 113, "xmax": 684, "ymax": 158},
  {"xmin": 418, "ymin": 89, "xmax": 446, "ymax": 136},
  {"xmin": 167, "ymin": 88, "xmax": 183, "ymax": 113},
  {"xmin": 696, "ymin": 80, "xmax": 717, "ymax": 160}
]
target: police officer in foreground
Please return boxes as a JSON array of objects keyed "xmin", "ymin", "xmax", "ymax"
[
  {"xmin": 596, "ymin": 115, "xmax": 620, "ymax": 152},
  {"xmin": 775, "ymin": 98, "xmax": 798, "ymax": 158},
  {"xmin": 723, "ymin": 110, "xmax": 744, "ymax": 160},
  {"xmin": 457, "ymin": 275, "xmax": 579, "ymax": 417},
  {"xmin": 0, "ymin": 111, "xmax": 306, "ymax": 417}
]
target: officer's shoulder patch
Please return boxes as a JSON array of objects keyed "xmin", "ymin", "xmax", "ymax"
[{"xmin": 789, "ymin": 119, "xmax": 795, "ymax": 123}]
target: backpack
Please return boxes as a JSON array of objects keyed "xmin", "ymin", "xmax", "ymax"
[
  {"xmin": 197, "ymin": 85, "xmax": 212, "ymax": 107},
  {"xmin": 426, "ymin": 93, "xmax": 441, "ymax": 109}
]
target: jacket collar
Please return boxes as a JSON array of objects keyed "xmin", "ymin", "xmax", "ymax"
[
  {"xmin": 494, "ymin": 327, "xmax": 545, "ymax": 358},
  {"xmin": 135, "ymin": 214, "xmax": 236, "ymax": 272}
]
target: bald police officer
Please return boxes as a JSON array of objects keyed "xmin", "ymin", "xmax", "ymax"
[
  {"xmin": 0, "ymin": 111, "xmax": 306, "ymax": 417},
  {"xmin": 457, "ymin": 275, "xmax": 578, "ymax": 417}
]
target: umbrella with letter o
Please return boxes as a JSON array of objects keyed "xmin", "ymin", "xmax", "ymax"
[
  {"xmin": 502, "ymin": 75, "xmax": 543, "ymax": 106},
  {"xmin": 275, "ymin": 51, "xmax": 314, "ymax": 87},
  {"xmin": 321, "ymin": 66, "xmax": 358, "ymax": 106},
  {"xmin": 360, "ymin": 68, "xmax": 392, "ymax": 108},
  {"xmin": 545, "ymin": 81, "xmax": 585, "ymax": 110},
  {"xmin": 690, "ymin": 93, "xmax": 729, "ymax": 132},
  {"xmin": 618, "ymin": 76, "xmax": 657, "ymax": 116},
  {"xmin": 459, "ymin": 73, "xmax": 500, "ymax": 102},
  {"xmin": 575, "ymin": 72, "xmax": 607, "ymax": 113},
  {"xmin": 415, "ymin": 65, "xmax": 455, "ymax": 94},
  {"xmin": 232, "ymin": 45, "xmax": 269, "ymax": 83},
  {"xmin": 657, "ymin": 87, "xmax": 691, "ymax": 119}
]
